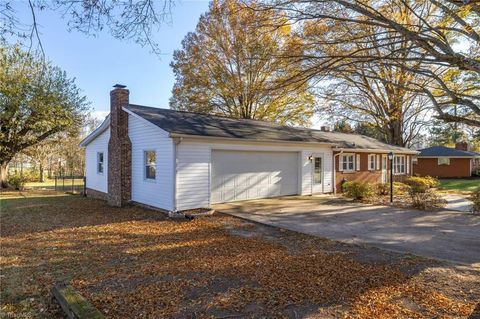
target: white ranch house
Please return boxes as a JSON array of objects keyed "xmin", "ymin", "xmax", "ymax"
[{"xmin": 81, "ymin": 85, "xmax": 415, "ymax": 212}]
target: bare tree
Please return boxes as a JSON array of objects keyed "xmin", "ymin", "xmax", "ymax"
[
  {"xmin": 296, "ymin": 6, "xmax": 431, "ymax": 146},
  {"xmin": 23, "ymin": 140, "xmax": 56, "ymax": 182},
  {"xmin": 263, "ymin": 0, "xmax": 480, "ymax": 127},
  {"xmin": 0, "ymin": 0, "xmax": 174, "ymax": 54}
]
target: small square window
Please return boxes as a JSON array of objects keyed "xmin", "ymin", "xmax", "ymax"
[
  {"xmin": 97, "ymin": 152, "xmax": 104, "ymax": 174},
  {"xmin": 145, "ymin": 151, "xmax": 156, "ymax": 180},
  {"xmin": 438, "ymin": 157, "xmax": 450, "ymax": 165}
]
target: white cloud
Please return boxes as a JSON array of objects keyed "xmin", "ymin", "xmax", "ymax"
[{"xmin": 91, "ymin": 110, "xmax": 109, "ymax": 122}]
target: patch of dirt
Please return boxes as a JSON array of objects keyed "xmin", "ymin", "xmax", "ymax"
[{"xmin": 1, "ymin": 190, "xmax": 479, "ymax": 318}]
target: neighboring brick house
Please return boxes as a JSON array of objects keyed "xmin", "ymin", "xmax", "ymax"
[
  {"xmin": 80, "ymin": 85, "xmax": 417, "ymax": 211},
  {"xmin": 413, "ymin": 145, "xmax": 480, "ymax": 178}
]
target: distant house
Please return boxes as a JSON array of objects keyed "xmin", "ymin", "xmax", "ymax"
[
  {"xmin": 80, "ymin": 85, "xmax": 416, "ymax": 212},
  {"xmin": 413, "ymin": 144, "xmax": 480, "ymax": 178}
]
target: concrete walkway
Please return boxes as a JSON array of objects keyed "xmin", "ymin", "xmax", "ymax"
[
  {"xmin": 214, "ymin": 196, "xmax": 480, "ymax": 267},
  {"xmin": 443, "ymin": 194, "xmax": 473, "ymax": 213}
]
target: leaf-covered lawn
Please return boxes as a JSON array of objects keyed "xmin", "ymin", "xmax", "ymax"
[
  {"xmin": 1, "ymin": 190, "xmax": 479, "ymax": 318},
  {"xmin": 439, "ymin": 178, "xmax": 480, "ymax": 193}
]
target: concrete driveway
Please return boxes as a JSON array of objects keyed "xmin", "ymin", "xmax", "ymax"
[{"xmin": 213, "ymin": 196, "xmax": 480, "ymax": 267}]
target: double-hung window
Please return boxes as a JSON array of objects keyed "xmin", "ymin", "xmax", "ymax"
[
  {"xmin": 97, "ymin": 152, "xmax": 104, "ymax": 174},
  {"xmin": 368, "ymin": 154, "xmax": 376, "ymax": 171},
  {"xmin": 341, "ymin": 154, "xmax": 355, "ymax": 172},
  {"xmin": 393, "ymin": 155, "xmax": 406, "ymax": 175},
  {"xmin": 145, "ymin": 151, "xmax": 156, "ymax": 180}
]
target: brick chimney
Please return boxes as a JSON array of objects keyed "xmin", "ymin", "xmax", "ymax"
[
  {"xmin": 108, "ymin": 84, "xmax": 132, "ymax": 207},
  {"xmin": 455, "ymin": 141, "xmax": 468, "ymax": 151}
]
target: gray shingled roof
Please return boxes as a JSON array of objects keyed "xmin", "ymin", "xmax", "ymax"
[
  {"xmin": 418, "ymin": 146, "xmax": 480, "ymax": 157},
  {"xmin": 124, "ymin": 104, "xmax": 414, "ymax": 153}
]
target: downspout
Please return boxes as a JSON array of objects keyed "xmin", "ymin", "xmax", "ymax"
[
  {"xmin": 332, "ymin": 149, "xmax": 343, "ymax": 196},
  {"xmin": 172, "ymin": 137, "xmax": 183, "ymax": 212}
]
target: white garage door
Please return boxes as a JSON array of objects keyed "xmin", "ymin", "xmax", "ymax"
[{"xmin": 211, "ymin": 150, "xmax": 299, "ymax": 203}]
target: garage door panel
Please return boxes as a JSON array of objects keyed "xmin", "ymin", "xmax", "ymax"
[
  {"xmin": 211, "ymin": 150, "xmax": 298, "ymax": 203},
  {"xmin": 235, "ymin": 188, "xmax": 249, "ymax": 201}
]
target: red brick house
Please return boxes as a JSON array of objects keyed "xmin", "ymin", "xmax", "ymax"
[
  {"xmin": 332, "ymin": 147, "xmax": 416, "ymax": 193},
  {"xmin": 413, "ymin": 144, "xmax": 480, "ymax": 178}
]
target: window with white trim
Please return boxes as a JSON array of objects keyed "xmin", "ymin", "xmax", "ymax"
[
  {"xmin": 368, "ymin": 154, "xmax": 376, "ymax": 171},
  {"xmin": 394, "ymin": 155, "xmax": 406, "ymax": 175},
  {"xmin": 144, "ymin": 150, "xmax": 156, "ymax": 180},
  {"xmin": 438, "ymin": 157, "xmax": 450, "ymax": 165},
  {"xmin": 314, "ymin": 157, "xmax": 322, "ymax": 184},
  {"xmin": 341, "ymin": 154, "xmax": 355, "ymax": 172},
  {"xmin": 97, "ymin": 152, "xmax": 104, "ymax": 174}
]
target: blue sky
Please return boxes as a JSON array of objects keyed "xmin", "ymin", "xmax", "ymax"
[{"xmin": 19, "ymin": 1, "xmax": 211, "ymax": 120}]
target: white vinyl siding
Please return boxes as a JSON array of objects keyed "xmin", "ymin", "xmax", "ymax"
[
  {"xmin": 176, "ymin": 139, "xmax": 333, "ymax": 210},
  {"xmin": 176, "ymin": 142, "xmax": 211, "ymax": 211},
  {"xmin": 85, "ymin": 128, "xmax": 109, "ymax": 193},
  {"xmin": 129, "ymin": 114, "xmax": 174, "ymax": 211},
  {"xmin": 301, "ymin": 149, "xmax": 333, "ymax": 195}
]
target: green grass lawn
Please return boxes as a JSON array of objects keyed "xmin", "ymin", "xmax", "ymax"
[
  {"xmin": 25, "ymin": 178, "xmax": 84, "ymax": 188},
  {"xmin": 439, "ymin": 178, "xmax": 480, "ymax": 192}
]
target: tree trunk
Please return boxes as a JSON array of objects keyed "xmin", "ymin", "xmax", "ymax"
[
  {"xmin": 39, "ymin": 163, "xmax": 45, "ymax": 183},
  {"xmin": 1, "ymin": 161, "xmax": 9, "ymax": 188},
  {"xmin": 387, "ymin": 120, "xmax": 405, "ymax": 147}
]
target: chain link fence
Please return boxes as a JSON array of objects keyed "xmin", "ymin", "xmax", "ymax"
[{"xmin": 27, "ymin": 176, "xmax": 86, "ymax": 195}]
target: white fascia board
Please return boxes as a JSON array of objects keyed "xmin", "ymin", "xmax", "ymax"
[
  {"xmin": 79, "ymin": 115, "xmax": 110, "ymax": 147},
  {"xmin": 122, "ymin": 107, "xmax": 169, "ymax": 137},
  {"xmin": 332, "ymin": 148, "xmax": 419, "ymax": 155},
  {"xmin": 168, "ymin": 133, "xmax": 337, "ymax": 146}
]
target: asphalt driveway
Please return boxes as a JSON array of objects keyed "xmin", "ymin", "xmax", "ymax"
[{"xmin": 213, "ymin": 196, "xmax": 480, "ymax": 267}]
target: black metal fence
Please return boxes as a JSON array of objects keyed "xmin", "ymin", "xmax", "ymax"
[{"xmin": 27, "ymin": 176, "xmax": 86, "ymax": 195}]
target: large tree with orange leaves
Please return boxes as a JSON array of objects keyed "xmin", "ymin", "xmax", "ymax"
[{"xmin": 170, "ymin": 0, "xmax": 314, "ymax": 126}]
